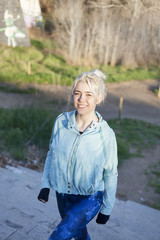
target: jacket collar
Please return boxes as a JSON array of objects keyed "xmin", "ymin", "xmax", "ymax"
[{"xmin": 65, "ymin": 110, "xmax": 106, "ymax": 134}]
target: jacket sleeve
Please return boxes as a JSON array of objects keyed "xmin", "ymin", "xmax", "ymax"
[
  {"xmin": 41, "ymin": 121, "xmax": 57, "ymax": 189},
  {"xmin": 100, "ymin": 131, "xmax": 118, "ymax": 215}
]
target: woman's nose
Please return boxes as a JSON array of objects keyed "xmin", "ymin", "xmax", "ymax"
[{"xmin": 78, "ymin": 94, "xmax": 85, "ymax": 102}]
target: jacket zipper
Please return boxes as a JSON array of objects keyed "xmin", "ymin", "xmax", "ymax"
[{"xmin": 68, "ymin": 134, "xmax": 81, "ymax": 183}]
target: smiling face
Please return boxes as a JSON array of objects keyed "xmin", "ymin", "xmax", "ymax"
[{"xmin": 73, "ymin": 81, "xmax": 101, "ymax": 118}]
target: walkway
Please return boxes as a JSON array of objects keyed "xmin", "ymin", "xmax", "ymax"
[{"xmin": 0, "ymin": 166, "xmax": 160, "ymax": 240}]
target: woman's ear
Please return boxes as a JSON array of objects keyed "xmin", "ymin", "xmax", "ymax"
[{"xmin": 96, "ymin": 95, "xmax": 103, "ymax": 105}]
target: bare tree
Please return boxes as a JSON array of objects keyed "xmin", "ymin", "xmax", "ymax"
[
  {"xmin": 49, "ymin": 0, "xmax": 160, "ymax": 66},
  {"xmin": 51, "ymin": 0, "xmax": 84, "ymax": 64}
]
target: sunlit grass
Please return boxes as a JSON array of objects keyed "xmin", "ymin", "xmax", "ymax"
[{"xmin": 0, "ymin": 38, "xmax": 160, "ymax": 87}]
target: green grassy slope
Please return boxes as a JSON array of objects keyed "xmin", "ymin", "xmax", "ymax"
[{"xmin": 0, "ymin": 38, "xmax": 160, "ymax": 86}]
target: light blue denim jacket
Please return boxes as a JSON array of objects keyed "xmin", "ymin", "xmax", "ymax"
[{"xmin": 41, "ymin": 110, "xmax": 118, "ymax": 215}]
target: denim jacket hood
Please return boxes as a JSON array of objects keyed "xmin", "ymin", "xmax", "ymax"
[{"xmin": 41, "ymin": 110, "xmax": 118, "ymax": 215}]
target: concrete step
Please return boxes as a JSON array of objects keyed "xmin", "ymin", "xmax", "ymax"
[{"xmin": 0, "ymin": 166, "xmax": 160, "ymax": 240}]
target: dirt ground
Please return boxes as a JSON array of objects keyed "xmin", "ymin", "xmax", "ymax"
[{"xmin": 0, "ymin": 79, "xmax": 160, "ymax": 208}]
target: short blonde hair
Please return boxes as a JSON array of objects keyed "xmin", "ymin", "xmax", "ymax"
[{"xmin": 72, "ymin": 69, "xmax": 107, "ymax": 103}]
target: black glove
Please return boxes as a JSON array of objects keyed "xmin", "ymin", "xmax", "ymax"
[
  {"xmin": 38, "ymin": 188, "xmax": 50, "ymax": 202},
  {"xmin": 96, "ymin": 212, "xmax": 110, "ymax": 224}
]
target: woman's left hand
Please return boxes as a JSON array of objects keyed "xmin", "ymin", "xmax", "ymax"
[
  {"xmin": 96, "ymin": 212, "xmax": 110, "ymax": 224},
  {"xmin": 37, "ymin": 188, "xmax": 50, "ymax": 203}
]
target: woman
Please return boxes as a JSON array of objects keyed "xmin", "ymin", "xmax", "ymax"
[{"xmin": 38, "ymin": 69, "xmax": 118, "ymax": 240}]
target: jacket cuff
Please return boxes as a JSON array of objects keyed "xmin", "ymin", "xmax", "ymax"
[{"xmin": 100, "ymin": 205, "xmax": 112, "ymax": 215}]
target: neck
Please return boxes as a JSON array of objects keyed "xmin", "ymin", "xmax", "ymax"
[{"xmin": 76, "ymin": 112, "xmax": 98, "ymax": 132}]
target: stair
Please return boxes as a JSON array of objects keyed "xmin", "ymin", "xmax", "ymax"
[{"xmin": 0, "ymin": 166, "xmax": 160, "ymax": 240}]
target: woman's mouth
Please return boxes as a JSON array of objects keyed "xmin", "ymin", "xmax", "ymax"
[{"xmin": 77, "ymin": 105, "xmax": 88, "ymax": 109}]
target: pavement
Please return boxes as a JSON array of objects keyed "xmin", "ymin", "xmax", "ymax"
[{"xmin": 0, "ymin": 166, "xmax": 160, "ymax": 240}]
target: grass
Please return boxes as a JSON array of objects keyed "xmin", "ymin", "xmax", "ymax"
[
  {"xmin": 0, "ymin": 107, "xmax": 57, "ymax": 160},
  {"xmin": 110, "ymin": 118, "xmax": 160, "ymax": 201},
  {"xmin": 146, "ymin": 162, "xmax": 160, "ymax": 194},
  {"xmin": 145, "ymin": 161, "xmax": 160, "ymax": 208},
  {"xmin": 0, "ymin": 107, "xmax": 160, "ymax": 166},
  {"xmin": 0, "ymin": 38, "xmax": 160, "ymax": 87},
  {"xmin": 149, "ymin": 203, "xmax": 160, "ymax": 210},
  {"xmin": 108, "ymin": 119, "xmax": 160, "ymax": 166},
  {"xmin": 108, "ymin": 119, "xmax": 160, "ymax": 164},
  {"xmin": 101, "ymin": 65, "xmax": 160, "ymax": 82}
]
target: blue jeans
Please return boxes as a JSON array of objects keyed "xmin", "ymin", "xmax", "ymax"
[{"xmin": 48, "ymin": 191, "xmax": 103, "ymax": 240}]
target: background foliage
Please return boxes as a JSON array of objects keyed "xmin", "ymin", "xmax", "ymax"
[{"xmin": 39, "ymin": 0, "xmax": 160, "ymax": 66}]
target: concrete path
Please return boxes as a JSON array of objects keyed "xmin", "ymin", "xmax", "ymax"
[
  {"xmin": 0, "ymin": 79, "xmax": 160, "ymax": 126},
  {"xmin": 0, "ymin": 166, "xmax": 160, "ymax": 240}
]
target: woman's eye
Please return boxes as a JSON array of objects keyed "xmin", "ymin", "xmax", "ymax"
[
  {"xmin": 86, "ymin": 94, "xmax": 92, "ymax": 97},
  {"xmin": 74, "ymin": 92, "xmax": 79, "ymax": 95}
]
